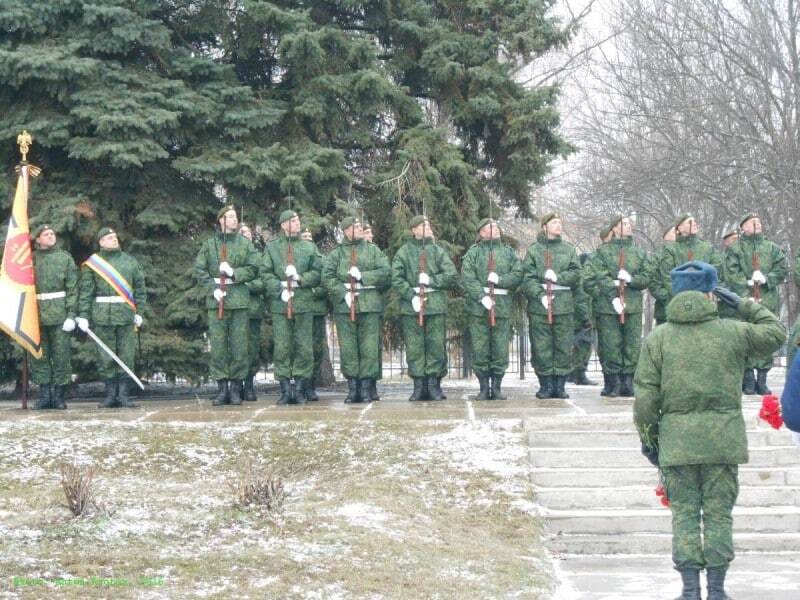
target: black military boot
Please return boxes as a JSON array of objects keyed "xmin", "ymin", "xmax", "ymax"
[
  {"xmin": 277, "ymin": 379, "xmax": 290, "ymax": 405},
  {"xmin": 213, "ymin": 379, "xmax": 229, "ymax": 406},
  {"xmin": 244, "ymin": 375, "xmax": 257, "ymax": 401},
  {"xmin": 600, "ymin": 372, "xmax": 612, "ymax": 396},
  {"xmin": 305, "ymin": 378, "xmax": 319, "ymax": 401},
  {"xmin": 755, "ymin": 369, "xmax": 772, "ymax": 395},
  {"xmin": 675, "ymin": 568, "xmax": 701, "ymax": 600},
  {"xmin": 706, "ymin": 567, "xmax": 732, "ymax": 600},
  {"xmin": 287, "ymin": 379, "xmax": 298, "ymax": 404},
  {"xmin": 428, "ymin": 376, "xmax": 445, "ymax": 401},
  {"xmin": 619, "ymin": 374, "xmax": 635, "ymax": 397},
  {"xmin": 574, "ymin": 369, "xmax": 596, "ymax": 386},
  {"xmin": 99, "ymin": 378, "xmax": 117, "ymax": 408},
  {"xmin": 409, "ymin": 378, "xmax": 425, "ymax": 401},
  {"xmin": 491, "ymin": 373, "xmax": 507, "ymax": 400},
  {"xmin": 229, "ymin": 380, "xmax": 243, "ymax": 405},
  {"xmin": 294, "ymin": 379, "xmax": 307, "ymax": 405},
  {"xmin": 554, "ymin": 375, "xmax": 569, "ymax": 399},
  {"xmin": 368, "ymin": 379, "xmax": 380, "ymax": 402},
  {"xmin": 35, "ymin": 385, "xmax": 52, "ymax": 410},
  {"xmin": 742, "ymin": 369, "xmax": 756, "ymax": 395},
  {"xmin": 535, "ymin": 375, "xmax": 553, "ymax": 399},
  {"xmin": 118, "ymin": 379, "xmax": 138, "ymax": 408},
  {"xmin": 476, "ymin": 375, "xmax": 491, "ymax": 400},
  {"xmin": 607, "ymin": 373, "xmax": 622, "ymax": 398},
  {"xmin": 345, "ymin": 378, "xmax": 360, "ymax": 404},
  {"xmin": 359, "ymin": 379, "xmax": 372, "ymax": 403},
  {"xmin": 52, "ymin": 385, "xmax": 67, "ymax": 410}
]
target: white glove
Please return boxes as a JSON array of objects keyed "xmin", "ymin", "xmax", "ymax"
[
  {"xmin": 285, "ymin": 264, "xmax": 299, "ymax": 280},
  {"xmin": 544, "ymin": 269, "xmax": 557, "ymax": 283},
  {"xmin": 213, "ymin": 289, "xmax": 226, "ymax": 303},
  {"xmin": 617, "ymin": 269, "xmax": 632, "ymax": 284},
  {"xmin": 418, "ymin": 272, "xmax": 430, "ymax": 286},
  {"xmin": 487, "ymin": 271, "xmax": 500, "ymax": 285},
  {"xmin": 412, "ymin": 295, "xmax": 422, "ymax": 313},
  {"xmin": 62, "ymin": 318, "xmax": 76, "ymax": 332},
  {"xmin": 481, "ymin": 296, "xmax": 494, "ymax": 311},
  {"xmin": 345, "ymin": 291, "xmax": 358, "ymax": 308},
  {"xmin": 76, "ymin": 317, "xmax": 89, "ymax": 332},
  {"xmin": 612, "ymin": 297, "xmax": 625, "ymax": 314},
  {"xmin": 133, "ymin": 314, "xmax": 143, "ymax": 328},
  {"xmin": 540, "ymin": 296, "xmax": 550, "ymax": 310},
  {"xmin": 348, "ymin": 266, "xmax": 362, "ymax": 281},
  {"xmin": 219, "ymin": 261, "xmax": 234, "ymax": 277},
  {"xmin": 747, "ymin": 279, "xmax": 754, "ymax": 288},
  {"xmin": 280, "ymin": 289, "xmax": 294, "ymax": 303},
  {"xmin": 752, "ymin": 270, "xmax": 766, "ymax": 285}
]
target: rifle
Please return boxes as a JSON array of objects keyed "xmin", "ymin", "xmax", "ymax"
[
  {"xmin": 217, "ymin": 237, "xmax": 227, "ymax": 320},
  {"xmin": 418, "ymin": 247, "xmax": 427, "ymax": 327},
  {"xmin": 544, "ymin": 250, "xmax": 554, "ymax": 325},
  {"xmin": 286, "ymin": 241, "xmax": 295, "ymax": 319},
  {"xmin": 618, "ymin": 247, "xmax": 626, "ymax": 325},
  {"xmin": 487, "ymin": 242, "xmax": 497, "ymax": 327},
  {"xmin": 752, "ymin": 252, "xmax": 761, "ymax": 303},
  {"xmin": 349, "ymin": 242, "xmax": 357, "ymax": 322}
]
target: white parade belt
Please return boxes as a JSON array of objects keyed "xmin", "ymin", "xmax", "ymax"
[
  {"xmin": 343, "ymin": 283, "xmax": 376, "ymax": 290},
  {"xmin": 483, "ymin": 287, "xmax": 509, "ymax": 295},
  {"xmin": 540, "ymin": 283, "xmax": 571, "ymax": 291},
  {"xmin": 413, "ymin": 287, "xmax": 441, "ymax": 293},
  {"xmin": 95, "ymin": 296, "xmax": 126, "ymax": 303},
  {"xmin": 36, "ymin": 291, "xmax": 66, "ymax": 300},
  {"xmin": 213, "ymin": 277, "xmax": 240, "ymax": 285}
]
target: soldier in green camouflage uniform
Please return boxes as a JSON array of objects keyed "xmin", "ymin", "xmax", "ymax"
[
  {"xmin": 569, "ymin": 252, "xmax": 596, "ymax": 387},
  {"xmin": 238, "ymin": 223, "xmax": 266, "ymax": 401},
  {"xmin": 77, "ymin": 227, "xmax": 147, "ymax": 408},
  {"xmin": 648, "ymin": 223, "xmax": 677, "ymax": 327},
  {"xmin": 362, "ymin": 223, "xmax": 384, "ymax": 401},
  {"xmin": 461, "ymin": 218, "xmax": 522, "ymax": 400},
  {"xmin": 717, "ymin": 227, "xmax": 740, "ymax": 321},
  {"xmin": 520, "ymin": 213, "xmax": 582, "ymax": 400},
  {"xmin": 30, "ymin": 224, "xmax": 78, "ymax": 410},
  {"xmin": 634, "ymin": 261, "xmax": 785, "ymax": 600},
  {"xmin": 302, "ymin": 227, "xmax": 327, "ymax": 401},
  {"xmin": 391, "ymin": 215, "xmax": 459, "ymax": 401},
  {"xmin": 589, "ymin": 224, "xmax": 615, "ymax": 395},
  {"xmin": 262, "ymin": 210, "xmax": 323, "ymax": 404},
  {"xmin": 724, "ymin": 214, "xmax": 787, "ymax": 395},
  {"xmin": 194, "ymin": 206, "xmax": 260, "ymax": 406},
  {"xmin": 323, "ymin": 217, "xmax": 391, "ymax": 403},
  {"xmin": 586, "ymin": 215, "xmax": 651, "ymax": 397}
]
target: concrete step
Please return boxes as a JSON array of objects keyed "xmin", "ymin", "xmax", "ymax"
[
  {"xmin": 529, "ymin": 429, "xmax": 794, "ymax": 448},
  {"xmin": 529, "ymin": 446, "xmax": 800, "ymax": 469},
  {"xmin": 531, "ymin": 466, "xmax": 800, "ymax": 487},
  {"xmin": 547, "ymin": 531, "xmax": 800, "ymax": 555},
  {"xmin": 542, "ymin": 506, "xmax": 800, "ymax": 535},
  {"xmin": 534, "ymin": 485, "xmax": 800, "ymax": 509}
]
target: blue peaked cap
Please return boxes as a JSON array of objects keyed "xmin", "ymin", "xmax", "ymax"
[{"xmin": 670, "ymin": 261, "xmax": 718, "ymax": 295}]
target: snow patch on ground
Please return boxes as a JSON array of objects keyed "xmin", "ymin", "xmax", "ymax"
[{"xmin": 333, "ymin": 502, "xmax": 405, "ymax": 540}]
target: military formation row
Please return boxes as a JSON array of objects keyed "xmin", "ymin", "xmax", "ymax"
[{"xmin": 26, "ymin": 208, "xmax": 790, "ymax": 408}]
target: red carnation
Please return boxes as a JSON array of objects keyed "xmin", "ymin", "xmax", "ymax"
[
  {"xmin": 655, "ymin": 483, "xmax": 670, "ymax": 508},
  {"xmin": 759, "ymin": 394, "xmax": 784, "ymax": 430}
]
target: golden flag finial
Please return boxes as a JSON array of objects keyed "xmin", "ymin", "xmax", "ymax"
[{"xmin": 17, "ymin": 130, "xmax": 32, "ymax": 163}]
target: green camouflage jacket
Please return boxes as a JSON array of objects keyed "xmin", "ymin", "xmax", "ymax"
[
  {"xmin": 323, "ymin": 238, "xmax": 390, "ymax": 315},
  {"xmin": 261, "ymin": 234, "xmax": 323, "ymax": 315},
  {"xmin": 724, "ymin": 233, "xmax": 787, "ymax": 315},
  {"xmin": 244, "ymin": 247, "xmax": 266, "ymax": 318},
  {"xmin": 391, "ymin": 237, "xmax": 459, "ymax": 317},
  {"xmin": 194, "ymin": 232, "xmax": 260, "ymax": 311},
  {"xmin": 308, "ymin": 246, "xmax": 329, "ymax": 316},
  {"xmin": 34, "ymin": 247, "xmax": 78, "ymax": 326},
  {"xmin": 718, "ymin": 245, "xmax": 739, "ymax": 319},
  {"xmin": 461, "ymin": 239, "xmax": 522, "ymax": 319},
  {"xmin": 520, "ymin": 236, "xmax": 581, "ymax": 316},
  {"xmin": 659, "ymin": 234, "xmax": 723, "ymax": 303},
  {"xmin": 78, "ymin": 249, "xmax": 147, "ymax": 326},
  {"xmin": 634, "ymin": 293, "xmax": 785, "ymax": 466},
  {"xmin": 586, "ymin": 237, "xmax": 651, "ymax": 315}
]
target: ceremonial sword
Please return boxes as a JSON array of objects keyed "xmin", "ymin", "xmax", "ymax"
[{"xmin": 85, "ymin": 326, "xmax": 145, "ymax": 390}]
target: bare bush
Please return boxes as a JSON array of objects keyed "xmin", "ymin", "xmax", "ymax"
[
  {"xmin": 231, "ymin": 460, "xmax": 289, "ymax": 513},
  {"xmin": 59, "ymin": 463, "xmax": 98, "ymax": 517}
]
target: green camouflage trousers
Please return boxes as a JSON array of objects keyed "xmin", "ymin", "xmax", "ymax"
[
  {"xmin": 662, "ymin": 464, "xmax": 739, "ymax": 570},
  {"xmin": 571, "ymin": 324, "xmax": 592, "ymax": 371},
  {"xmin": 312, "ymin": 315, "xmax": 326, "ymax": 382},
  {"xmin": 208, "ymin": 309, "xmax": 249, "ymax": 381},
  {"xmin": 94, "ymin": 324, "xmax": 136, "ymax": 380},
  {"xmin": 272, "ymin": 312, "xmax": 313, "ymax": 380},
  {"xmin": 334, "ymin": 313, "xmax": 381, "ymax": 379},
  {"xmin": 528, "ymin": 313, "xmax": 574, "ymax": 376},
  {"xmin": 468, "ymin": 315, "xmax": 511, "ymax": 376},
  {"xmin": 402, "ymin": 314, "xmax": 447, "ymax": 378},
  {"xmin": 596, "ymin": 313, "xmax": 642, "ymax": 375},
  {"xmin": 247, "ymin": 318, "xmax": 262, "ymax": 376},
  {"xmin": 30, "ymin": 325, "xmax": 72, "ymax": 385}
]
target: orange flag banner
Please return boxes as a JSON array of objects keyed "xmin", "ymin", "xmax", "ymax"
[{"xmin": 0, "ymin": 164, "xmax": 41, "ymax": 358}]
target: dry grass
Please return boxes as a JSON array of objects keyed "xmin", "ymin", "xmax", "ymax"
[
  {"xmin": 230, "ymin": 459, "xmax": 289, "ymax": 513},
  {"xmin": 59, "ymin": 463, "xmax": 99, "ymax": 517}
]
